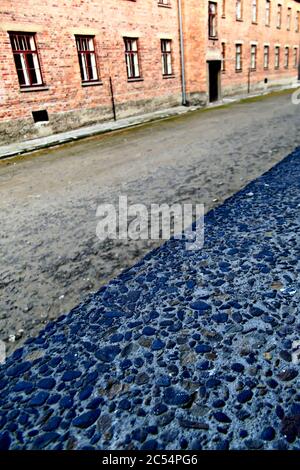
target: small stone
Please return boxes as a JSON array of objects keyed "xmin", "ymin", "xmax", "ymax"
[
  {"xmin": 190, "ymin": 301, "xmax": 211, "ymax": 312},
  {"xmin": 29, "ymin": 392, "xmax": 49, "ymax": 406},
  {"xmin": 245, "ymin": 439, "xmax": 263, "ymax": 449},
  {"xmin": 79, "ymin": 386, "xmax": 93, "ymax": 401},
  {"xmin": 206, "ymin": 378, "xmax": 221, "ymax": 388},
  {"xmin": 135, "ymin": 373, "xmax": 150, "ymax": 385},
  {"xmin": 142, "ymin": 326, "xmax": 156, "ymax": 336},
  {"xmin": 178, "ymin": 418, "xmax": 209, "ymax": 430},
  {"xmin": 279, "ymin": 350, "xmax": 292, "ymax": 362},
  {"xmin": 290, "ymin": 404, "xmax": 300, "ymax": 416},
  {"xmin": 95, "ymin": 346, "xmax": 121, "ymax": 362},
  {"xmin": 214, "ymin": 412, "xmax": 231, "ymax": 423},
  {"xmin": 156, "ymin": 376, "xmax": 171, "ymax": 387},
  {"xmin": 62, "ymin": 370, "xmax": 81, "ymax": 381},
  {"xmin": 141, "ymin": 440, "xmax": 158, "ymax": 450},
  {"xmin": 195, "ymin": 344, "xmax": 212, "ymax": 353},
  {"xmin": 7, "ymin": 361, "xmax": 31, "ymax": 377},
  {"xmin": 261, "ymin": 426, "xmax": 275, "ymax": 441},
  {"xmin": 237, "ymin": 389, "xmax": 253, "ymax": 404},
  {"xmin": 277, "ymin": 369, "xmax": 298, "ymax": 382},
  {"xmin": 0, "ymin": 431, "xmax": 11, "ymax": 450},
  {"xmin": 212, "ymin": 313, "xmax": 228, "ymax": 324},
  {"xmin": 33, "ymin": 432, "xmax": 60, "ymax": 449},
  {"xmin": 37, "ymin": 378, "xmax": 56, "ymax": 390},
  {"xmin": 73, "ymin": 410, "xmax": 100, "ymax": 429},
  {"xmin": 119, "ymin": 399, "xmax": 131, "ymax": 410},
  {"xmin": 163, "ymin": 387, "xmax": 193, "ymax": 407},
  {"xmin": 151, "ymin": 339, "xmax": 165, "ymax": 351},
  {"xmin": 231, "ymin": 363, "xmax": 245, "ymax": 373},
  {"xmin": 43, "ymin": 416, "xmax": 61, "ymax": 432},
  {"xmin": 152, "ymin": 403, "xmax": 168, "ymax": 415}
]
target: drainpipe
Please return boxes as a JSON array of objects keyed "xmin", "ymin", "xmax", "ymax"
[{"xmin": 178, "ymin": 0, "xmax": 187, "ymax": 106}]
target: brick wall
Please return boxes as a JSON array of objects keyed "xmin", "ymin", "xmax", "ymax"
[
  {"xmin": 191, "ymin": 0, "xmax": 300, "ymax": 100},
  {"xmin": 0, "ymin": 0, "xmax": 182, "ymax": 144},
  {"xmin": 0, "ymin": 1, "xmax": 299, "ymax": 145}
]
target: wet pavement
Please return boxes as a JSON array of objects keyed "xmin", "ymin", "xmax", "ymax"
[{"xmin": 0, "ymin": 147, "xmax": 300, "ymax": 450}]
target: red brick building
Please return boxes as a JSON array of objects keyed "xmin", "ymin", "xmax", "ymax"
[
  {"xmin": 0, "ymin": 0, "xmax": 299, "ymax": 144},
  {"xmin": 182, "ymin": 0, "xmax": 300, "ymax": 103}
]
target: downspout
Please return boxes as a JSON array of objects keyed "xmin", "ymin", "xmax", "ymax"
[{"xmin": 178, "ymin": 0, "xmax": 187, "ymax": 105}]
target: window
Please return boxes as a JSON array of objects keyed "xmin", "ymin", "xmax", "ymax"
[
  {"xmin": 252, "ymin": 0, "xmax": 258, "ymax": 23},
  {"xmin": 124, "ymin": 38, "xmax": 141, "ymax": 79},
  {"xmin": 277, "ymin": 4, "xmax": 282, "ymax": 28},
  {"xmin": 265, "ymin": 0, "xmax": 271, "ymax": 26},
  {"xmin": 251, "ymin": 45, "xmax": 257, "ymax": 70},
  {"xmin": 264, "ymin": 45, "xmax": 269, "ymax": 68},
  {"xmin": 221, "ymin": 42, "xmax": 226, "ymax": 72},
  {"xmin": 209, "ymin": 2, "xmax": 218, "ymax": 38},
  {"xmin": 9, "ymin": 33, "xmax": 43, "ymax": 88},
  {"xmin": 294, "ymin": 47, "xmax": 298, "ymax": 68},
  {"xmin": 296, "ymin": 12, "xmax": 300, "ymax": 32},
  {"xmin": 275, "ymin": 46, "xmax": 280, "ymax": 68},
  {"xmin": 221, "ymin": 0, "xmax": 226, "ymax": 17},
  {"xmin": 161, "ymin": 39, "xmax": 172, "ymax": 76},
  {"xmin": 235, "ymin": 44, "xmax": 242, "ymax": 71},
  {"xmin": 284, "ymin": 47, "xmax": 289, "ymax": 68},
  {"xmin": 76, "ymin": 36, "xmax": 99, "ymax": 83},
  {"xmin": 287, "ymin": 8, "xmax": 291, "ymax": 30},
  {"xmin": 236, "ymin": 0, "xmax": 243, "ymax": 20},
  {"xmin": 158, "ymin": 0, "xmax": 170, "ymax": 5}
]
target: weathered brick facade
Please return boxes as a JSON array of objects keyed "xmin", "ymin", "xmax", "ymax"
[{"xmin": 0, "ymin": 0, "xmax": 299, "ymax": 144}]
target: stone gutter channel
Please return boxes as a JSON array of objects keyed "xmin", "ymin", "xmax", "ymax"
[{"xmin": 1, "ymin": 148, "xmax": 300, "ymax": 450}]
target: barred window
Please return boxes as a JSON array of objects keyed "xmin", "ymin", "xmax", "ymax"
[{"xmin": 9, "ymin": 33, "xmax": 43, "ymax": 87}]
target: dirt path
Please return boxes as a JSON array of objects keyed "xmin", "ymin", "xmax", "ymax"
[{"xmin": 1, "ymin": 91, "xmax": 299, "ymax": 353}]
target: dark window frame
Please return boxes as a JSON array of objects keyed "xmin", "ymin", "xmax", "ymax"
[
  {"xmin": 221, "ymin": 42, "xmax": 226, "ymax": 72},
  {"xmin": 264, "ymin": 45, "xmax": 270, "ymax": 69},
  {"xmin": 275, "ymin": 46, "xmax": 280, "ymax": 69},
  {"xmin": 9, "ymin": 32, "xmax": 44, "ymax": 88},
  {"xmin": 208, "ymin": 2, "xmax": 218, "ymax": 38},
  {"xmin": 75, "ymin": 35, "xmax": 100, "ymax": 83},
  {"xmin": 250, "ymin": 44, "xmax": 257, "ymax": 70},
  {"xmin": 161, "ymin": 39, "xmax": 173, "ymax": 77},
  {"xmin": 252, "ymin": 0, "xmax": 258, "ymax": 24},
  {"xmin": 124, "ymin": 37, "xmax": 142, "ymax": 80},
  {"xmin": 265, "ymin": 0, "xmax": 271, "ymax": 26},
  {"xmin": 235, "ymin": 43, "xmax": 243, "ymax": 71}
]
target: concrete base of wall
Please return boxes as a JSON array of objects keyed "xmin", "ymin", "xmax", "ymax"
[
  {"xmin": 0, "ymin": 93, "xmax": 182, "ymax": 146},
  {"xmin": 222, "ymin": 75, "xmax": 299, "ymax": 98}
]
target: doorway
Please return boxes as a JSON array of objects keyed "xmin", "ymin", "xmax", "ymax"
[{"xmin": 208, "ymin": 60, "xmax": 221, "ymax": 102}]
